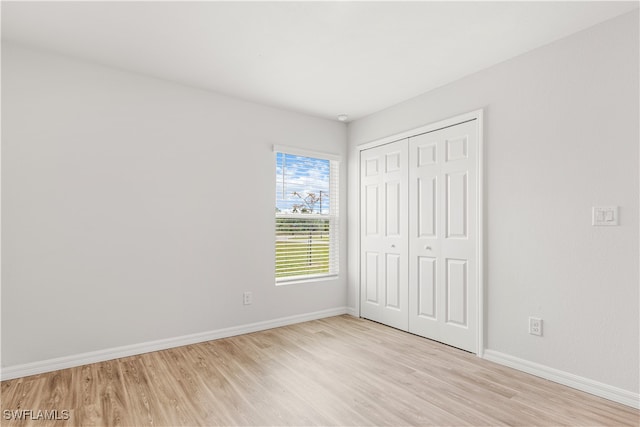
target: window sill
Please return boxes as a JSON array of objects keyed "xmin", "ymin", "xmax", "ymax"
[{"xmin": 275, "ymin": 274, "xmax": 338, "ymax": 286}]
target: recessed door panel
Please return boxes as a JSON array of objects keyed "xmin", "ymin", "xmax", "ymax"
[
  {"xmin": 365, "ymin": 158, "xmax": 379, "ymax": 176},
  {"xmin": 446, "ymin": 259, "xmax": 467, "ymax": 326},
  {"xmin": 418, "ymin": 143, "xmax": 436, "ymax": 166},
  {"xmin": 365, "ymin": 185, "xmax": 379, "ymax": 236},
  {"xmin": 446, "ymin": 172, "xmax": 467, "ymax": 239},
  {"xmin": 365, "ymin": 252, "xmax": 379, "ymax": 304},
  {"xmin": 386, "ymin": 152, "xmax": 401, "ymax": 172},
  {"xmin": 386, "ymin": 254, "xmax": 401, "ymax": 309},
  {"xmin": 418, "ymin": 177, "xmax": 436, "ymax": 238},
  {"xmin": 446, "ymin": 136, "xmax": 468, "ymax": 162},
  {"xmin": 386, "ymin": 181, "xmax": 400, "ymax": 237},
  {"xmin": 417, "ymin": 257, "xmax": 436, "ymax": 318}
]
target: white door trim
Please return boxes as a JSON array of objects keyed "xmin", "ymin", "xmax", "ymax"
[{"xmin": 357, "ymin": 109, "xmax": 484, "ymax": 356}]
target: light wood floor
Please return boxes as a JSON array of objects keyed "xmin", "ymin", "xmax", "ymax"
[{"xmin": 2, "ymin": 315, "xmax": 638, "ymax": 426}]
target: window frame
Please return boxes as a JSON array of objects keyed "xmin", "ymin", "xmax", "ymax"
[{"xmin": 274, "ymin": 145, "xmax": 340, "ymax": 285}]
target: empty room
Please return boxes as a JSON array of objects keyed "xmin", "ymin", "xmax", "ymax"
[{"xmin": 1, "ymin": 1, "xmax": 639, "ymax": 426}]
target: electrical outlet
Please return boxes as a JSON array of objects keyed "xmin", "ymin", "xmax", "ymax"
[
  {"xmin": 529, "ymin": 317, "xmax": 542, "ymax": 336},
  {"xmin": 243, "ymin": 291, "xmax": 252, "ymax": 305}
]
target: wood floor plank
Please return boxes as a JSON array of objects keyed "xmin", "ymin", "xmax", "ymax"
[{"xmin": 2, "ymin": 315, "xmax": 638, "ymax": 426}]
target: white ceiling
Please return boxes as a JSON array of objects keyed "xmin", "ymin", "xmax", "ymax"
[{"xmin": 2, "ymin": 1, "xmax": 638, "ymax": 122}]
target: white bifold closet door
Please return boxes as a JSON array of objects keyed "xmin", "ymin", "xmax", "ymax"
[
  {"xmin": 360, "ymin": 119, "xmax": 477, "ymax": 353},
  {"xmin": 408, "ymin": 120, "xmax": 477, "ymax": 353},
  {"xmin": 360, "ymin": 139, "xmax": 409, "ymax": 331}
]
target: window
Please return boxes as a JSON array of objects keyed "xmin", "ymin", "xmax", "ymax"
[{"xmin": 274, "ymin": 146, "xmax": 339, "ymax": 283}]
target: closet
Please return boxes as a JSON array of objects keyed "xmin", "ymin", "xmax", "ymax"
[{"xmin": 360, "ymin": 117, "xmax": 480, "ymax": 353}]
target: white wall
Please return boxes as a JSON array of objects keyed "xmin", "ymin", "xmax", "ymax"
[
  {"xmin": 1, "ymin": 43, "xmax": 348, "ymax": 368},
  {"xmin": 348, "ymin": 11, "xmax": 639, "ymax": 395}
]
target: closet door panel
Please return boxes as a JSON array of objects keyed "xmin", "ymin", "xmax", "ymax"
[
  {"xmin": 409, "ymin": 120, "xmax": 477, "ymax": 353},
  {"xmin": 360, "ymin": 139, "xmax": 408, "ymax": 331}
]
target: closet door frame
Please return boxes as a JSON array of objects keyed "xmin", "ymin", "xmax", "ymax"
[{"xmin": 357, "ymin": 109, "xmax": 484, "ymax": 357}]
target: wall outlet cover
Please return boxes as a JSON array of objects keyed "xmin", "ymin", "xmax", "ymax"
[
  {"xmin": 529, "ymin": 317, "xmax": 543, "ymax": 336},
  {"xmin": 592, "ymin": 206, "xmax": 619, "ymax": 226}
]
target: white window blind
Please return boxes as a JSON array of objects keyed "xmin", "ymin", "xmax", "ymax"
[{"xmin": 275, "ymin": 148, "xmax": 339, "ymax": 283}]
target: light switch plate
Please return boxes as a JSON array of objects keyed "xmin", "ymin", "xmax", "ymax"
[{"xmin": 592, "ymin": 206, "xmax": 618, "ymax": 226}]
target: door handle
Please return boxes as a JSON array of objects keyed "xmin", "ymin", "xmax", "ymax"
[
  {"xmin": 425, "ymin": 246, "xmax": 432, "ymax": 250},
  {"xmin": 391, "ymin": 244, "xmax": 396, "ymax": 248}
]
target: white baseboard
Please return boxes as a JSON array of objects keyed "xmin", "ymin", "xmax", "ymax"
[
  {"xmin": 1, "ymin": 307, "xmax": 348, "ymax": 381},
  {"xmin": 346, "ymin": 306, "xmax": 358, "ymax": 317},
  {"xmin": 483, "ymin": 349, "xmax": 640, "ymax": 409}
]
